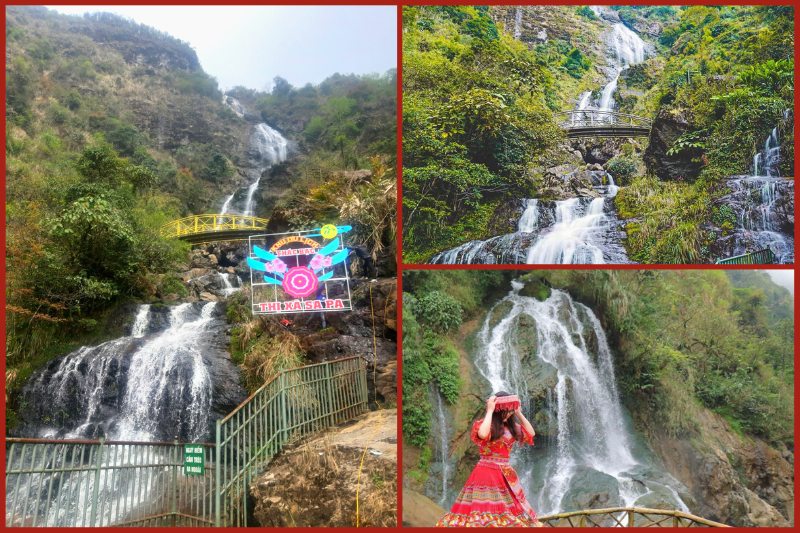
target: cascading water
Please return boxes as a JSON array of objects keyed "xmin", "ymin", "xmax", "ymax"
[
  {"xmin": 429, "ymin": 172, "xmax": 630, "ymax": 264},
  {"xmin": 220, "ymin": 96, "xmax": 289, "ymax": 217},
  {"xmin": 718, "ymin": 115, "xmax": 794, "ymax": 263},
  {"xmin": 430, "ymin": 11, "xmax": 645, "ymax": 265},
  {"xmin": 454, "ymin": 282, "xmax": 691, "ymax": 518},
  {"xmin": 430, "ymin": 388, "xmax": 455, "ymax": 507},
  {"xmin": 513, "ymin": 7, "xmax": 523, "ymax": 39},
  {"xmin": 20, "ymin": 301, "xmax": 243, "ymax": 442},
  {"xmin": 586, "ymin": 9, "xmax": 648, "ymax": 115}
]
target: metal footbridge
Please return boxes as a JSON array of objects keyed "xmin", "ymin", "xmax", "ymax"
[
  {"xmin": 557, "ymin": 110, "xmax": 652, "ymax": 138},
  {"xmin": 160, "ymin": 214, "xmax": 270, "ymax": 244}
]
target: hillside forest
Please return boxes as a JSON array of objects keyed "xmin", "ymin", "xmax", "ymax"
[{"xmin": 5, "ymin": 6, "xmax": 397, "ymax": 424}]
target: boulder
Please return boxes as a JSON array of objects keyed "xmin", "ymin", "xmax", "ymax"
[
  {"xmin": 561, "ymin": 466, "xmax": 622, "ymax": 511},
  {"xmin": 648, "ymin": 409, "xmax": 793, "ymax": 526},
  {"xmin": 643, "ymin": 108, "xmax": 703, "ymax": 182}
]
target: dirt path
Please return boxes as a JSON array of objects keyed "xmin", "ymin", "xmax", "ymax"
[{"xmin": 250, "ymin": 409, "xmax": 397, "ymax": 527}]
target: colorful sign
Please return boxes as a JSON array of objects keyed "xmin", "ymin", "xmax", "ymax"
[
  {"xmin": 247, "ymin": 226, "xmax": 353, "ymax": 315},
  {"xmin": 183, "ymin": 444, "xmax": 205, "ymax": 476}
]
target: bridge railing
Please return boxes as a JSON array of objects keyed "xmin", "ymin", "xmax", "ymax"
[
  {"xmin": 556, "ymin": 110, "xmax": 653, "ymax": 129},
  {"xmin": 5, "ymin": 357, "xmax": 368, "ymax": 528},
  {"xmin": 215, "ymin": 356, "xmax": 368, "ymax": 527},
  {"xmin": 160, "ymin": 214, "xmax": 270, "ymax": 239},
  {"xmin": 538, "ymin": 507, "xmax": 730, "ymax": 527},
  {"xmin": 5, "ymin": 438, "xmax": 216, "ymax": 527},
  {"xmin": 715, "ymin": 248, "xmax": 775, "ymax": 265}
]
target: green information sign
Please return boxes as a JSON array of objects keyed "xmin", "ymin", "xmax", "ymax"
[{"xmin": 183, "ymin": 444, "xmax": 205, "ymax": 476}]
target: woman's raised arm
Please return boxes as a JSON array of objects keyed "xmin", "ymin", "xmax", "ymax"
[{"xmin": 477, "ymin": 395, "xmax": 497, "ymax": 440}]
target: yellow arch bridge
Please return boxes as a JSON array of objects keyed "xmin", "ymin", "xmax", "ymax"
[{"xmin": 160, "ymin": 214, "xmax": 270, "ymax": 244}]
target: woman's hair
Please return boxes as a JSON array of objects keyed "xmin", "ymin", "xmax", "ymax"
[{"xmin": 489, "ymin": 391, "xmax": 520, "ymax": 442}]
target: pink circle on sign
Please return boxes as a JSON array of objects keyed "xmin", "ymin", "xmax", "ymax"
[{"xmin": 282, "ymin": 266, "xmax": 319, "ymax": 299}]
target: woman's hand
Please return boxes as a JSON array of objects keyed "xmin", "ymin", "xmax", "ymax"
[{"xmin": 486, "ymin": 395, "xmax": 497, "ymax": 414}]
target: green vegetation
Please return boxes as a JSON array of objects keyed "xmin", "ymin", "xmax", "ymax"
[
  {"xmin": 227, "ymin": 72, "xmax": 397, "ymax": 265},
  {"xmin": 404, "ymin": 269, "xmax": 793, "ymax": 447},
  {"xmin": 402, "ymin": 6, "xmax": 563, "ymax": 262},
  {"xmin": 618, "ymin": 6, "xmax": 794, "ymax": 263},
  {"xmin": 402, "ymin": 271, "xmax": 506, "ymax": 447},
  {"xmin": 576, "ymin": 6, "xmax": 597, "ymax": 21},
  {"xmin": 402, "ymin": 5, "xmax": 793, "ymax": 264},
  {"xmin": 5, "ymin": 6, "xmax": 398, "ymax": 418},
  {"xmin": 5, "ymin": 7, "xmax": 246, "ymax": 416}
]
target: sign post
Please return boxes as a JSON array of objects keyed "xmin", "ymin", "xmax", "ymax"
[
  {"xmin": 246, "ymin": 224, "xmax": 353, "ymax": 315},
  {"xmin": 183, "ymin": 444, "xmax": 205, "ymax": 476}
]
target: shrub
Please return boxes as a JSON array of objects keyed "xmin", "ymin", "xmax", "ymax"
[{"xmin": 415, "ymin": 291, "xmax": 463, "ymax": 333}]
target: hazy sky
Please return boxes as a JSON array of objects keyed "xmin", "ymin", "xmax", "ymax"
[
  {"xmin": 764, "ymin": 270, "xmax": 794, "ymax": 294},
  {"xmin": 47, "ymin": 5, "xmax": 397, "ymax": 91}
]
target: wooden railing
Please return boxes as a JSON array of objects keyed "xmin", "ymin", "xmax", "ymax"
[{"xmin": 538, "ymin": 507, "xmax": 730, "ymax": 527}]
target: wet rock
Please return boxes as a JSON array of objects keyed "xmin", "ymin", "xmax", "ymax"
[
  {"xmin": 572, "ymin": 138, "xmax": 625, "ymax": 165},
  {"xmin": 561, "ymin": 466, "xmax": 622, "ymax": 511},
  {"xmin": 644, "ymin": 108, "xmax": 703, "ymax": 182},
  {"xmin": 199, "ymin": 291, "xmax": 218, "ymax": 302}
]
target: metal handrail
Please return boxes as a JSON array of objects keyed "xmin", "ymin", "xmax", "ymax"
[
  {"xmin": 555, "ymin": 110, "xmax": 653, "ymax": 129},
  {"xmin": 214, "ymin": 356, "xmax": 369, "ymax": 527},
  {"xmin": 715, "ymin": 248, "xmax": 775, "ymax": 265},
  {"xmin": 5, "ymin": 358, "xmax": 369, "ymax": 528},
  {"xmin": 159, "ymin": 214, "xmax": 270, "ymax": 239}
]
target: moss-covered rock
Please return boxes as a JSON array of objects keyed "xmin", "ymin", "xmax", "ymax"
[{"xmin": 519, "ymin": 279, "xmax": 551, "ymax": 301}]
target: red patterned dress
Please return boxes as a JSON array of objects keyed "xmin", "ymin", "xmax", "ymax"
[{"xmin": 436, "ymin": 419, "xmax": 542, "ymax": 527}]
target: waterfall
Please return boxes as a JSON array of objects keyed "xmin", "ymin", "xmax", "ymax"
[
  {"xmin": 219, "ymin": 272, "xmax": 240, "ymax": 297},
  {"xmin": 222, "ymin": 94, "xmax": 246, "ymax": 118},
  {"xmin": 430, "ymin": 170, "xmax": 630, "ymax": 265},
  {"xmin": 114, "ymin": 303, "xmax": 216, "ymax": 442},
  {"xmin": 753, "ymin": 127, "xmax": 780, "ymax": 178},
  {"xmin": 517, "ymin": 199, "xmax": 539, "ymax": 233},
  {"xmin": 130, "ymin": 304, "xmax": 150, "ymax": 338},
  {"xmin": 19, "ymin": 302, "xmax": 243, "ymax": 442},
  {"xmin": 431, "ymin": 389, "xmax": 454, "ymax": 507},
  {"xmin": 219, "ymin": 97, "xmax": 289, "ymax": 217},
  {"xmin": 513, "ymin": 7, "xmax": 523, "ymax": 39},
  {"xmin": 472, "ymin": 283, "xmax": 690, "ymax": 516},
  {"xmin": 526, "ymin": 198, "xmax": 608, "ymax": 264},
  {"xmin": 719, "ymin": 116, "xmax": 794, "ymax": 263},
  {"xmin": 576, "ymin": 9, "xmax": 648, "ymax": 114}
]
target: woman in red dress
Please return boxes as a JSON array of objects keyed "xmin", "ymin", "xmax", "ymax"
[{"xmin": 436, "ymin": 391, "xmax": 542, "ymax": 527}]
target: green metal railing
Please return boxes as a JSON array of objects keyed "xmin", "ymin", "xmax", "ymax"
[
  {"xmin": 5, "ymin": 357, "xmax": 368, "ymax": 528},
  {"xmin": 715, "ymin": 248, "xmax": 775, "ymax": 264},
  {"xmin": 215, "ymin": 356, "xmax": 368, "ymax": 527},
  {"xmin": 5, "ymin": 439, "xmax": 215, "ymax": 527}
]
